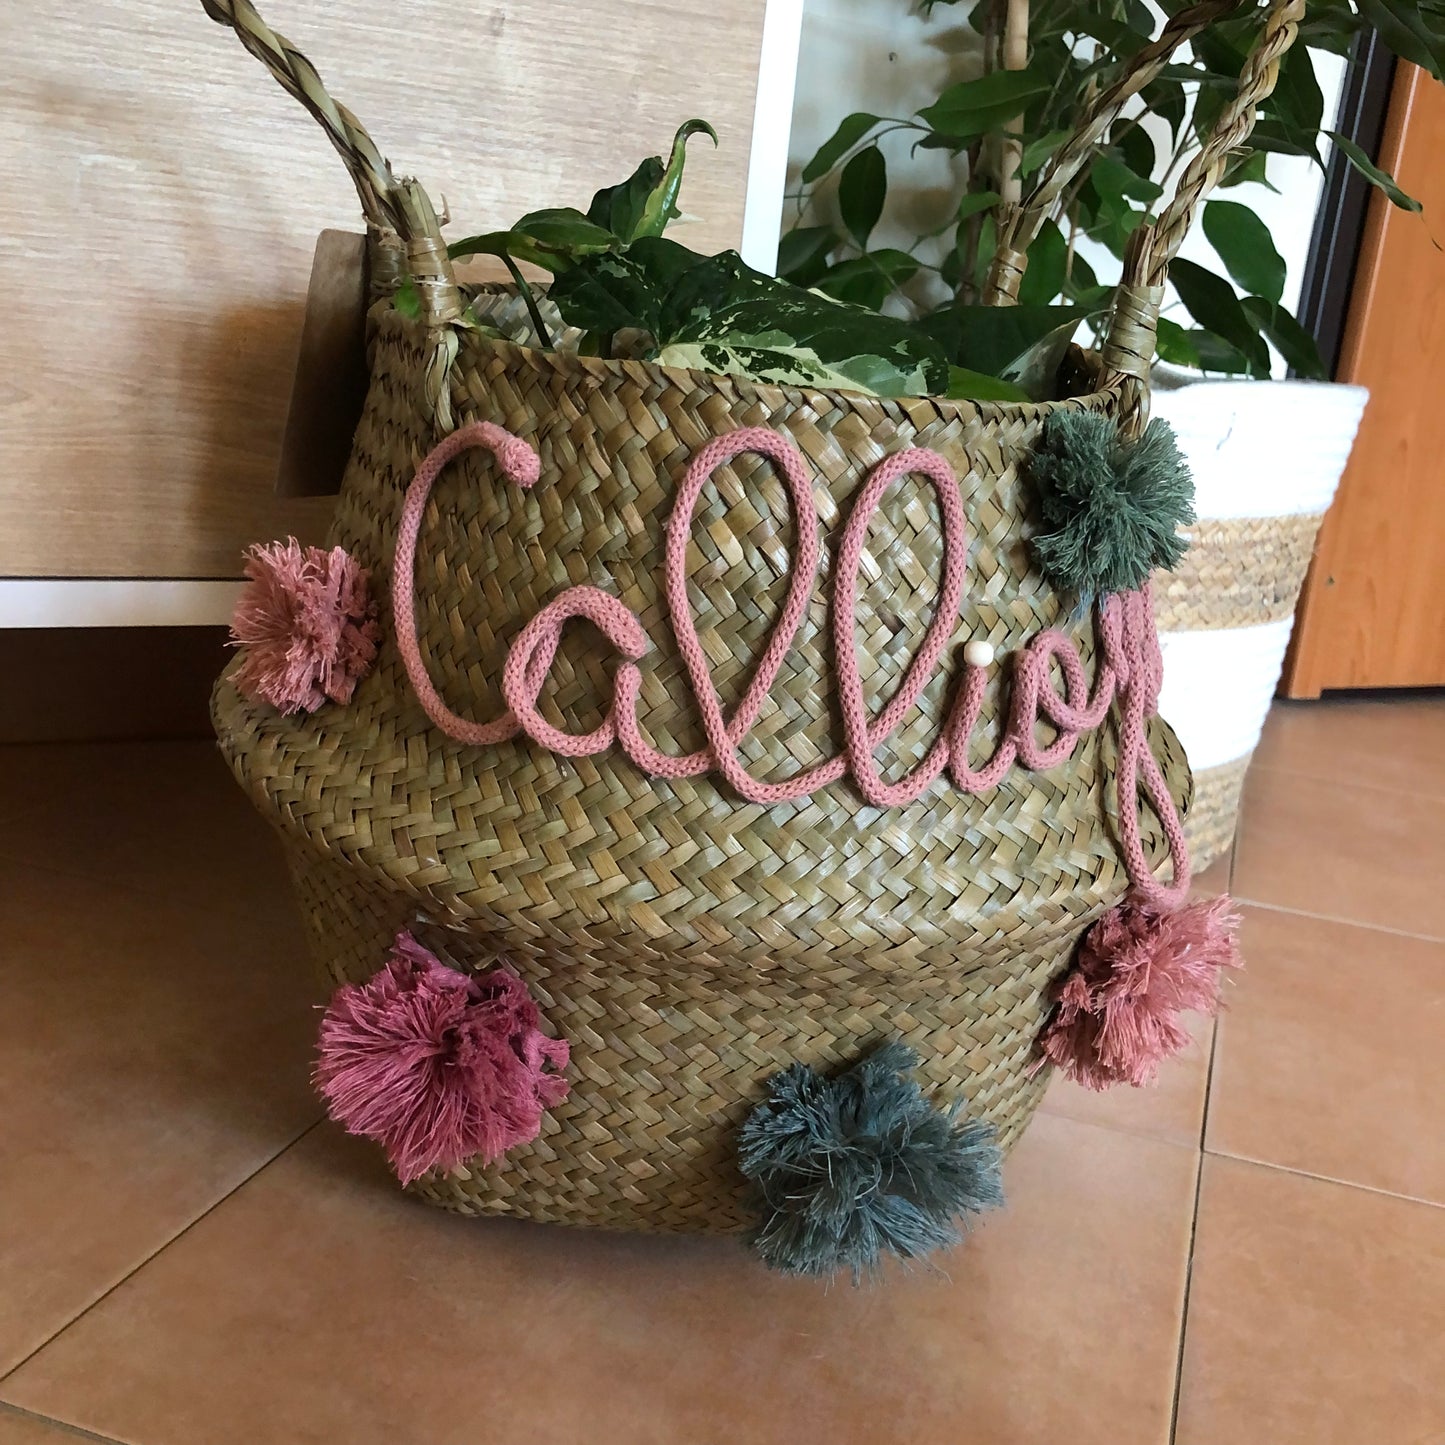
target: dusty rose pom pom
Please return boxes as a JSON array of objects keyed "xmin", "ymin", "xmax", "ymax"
[
  {"xmin": 314, "ymin": 932, "xmax": 570, "ymax": 1184},
  {"xmin": 230, "ymin": 538, "xmax": 380, "ymax": 714},
  {"xmin": 1040, "ymin": 896, "xmax": 1242, "ymax": 1090}
]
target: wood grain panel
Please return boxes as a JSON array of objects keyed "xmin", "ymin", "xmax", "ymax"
[
  {"xmin": 0, "ymin": 1, "xmax": 766, "ymax": 578},
  {"xmin": 1285, "ymin": 64, "xmax": 1445, "ymax": 694}
]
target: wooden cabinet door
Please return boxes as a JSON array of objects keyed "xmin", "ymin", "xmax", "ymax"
[
  {"xmin": 0, "ymin": 1, "xmax": 771, "ymax": 580},
  {"xmin": 1285, "ymin": 63, "xmax": 1445, "ymax": 695}
]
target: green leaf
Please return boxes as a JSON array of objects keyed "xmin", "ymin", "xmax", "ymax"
[
  {"xmin": 1115, "ymin": 125, "xmax": 1158, "ymax": 186},
  {"xmin": 1168, "ymin": 258, "xmax": 1272, "ymax": 376},
  {"xmin": 545, "ymin": 250, "xmax": 665, "ymax": 336},
  {"xmin": 1249, "ymin": 119, "xmax": 1325, "ymax": 164},
  {"xmin": 586, "ymin": 158, "xmax": 663, "ymax": 240},
  {"xmin": 813, "ymin": 250, "xmax": 920, "ymax": 309},
  {"xmin": 1071, "ymin": 13, "xmax": 1149, "ymax": 57},
  {"xmin": 1241, "ymin": 297, "xmax": 1328, "ymax": 379},
  {"xmin": 393, "ymin": 276, "xmax": 422, "ymax": 320},
  {"xmin": 1357, "ymin": 0, "xmax": 1445, "ymax": 82},
  {"xmin": 1091, "ymin": 151, "xmax": 1163, "ymax": 206},
  {"xmin": 776, "ymin": 226, "xmax": 838, "ymax": 286},
  {"xmin": 1018, "ymin": 132, "xmax": 1067, "ymax": 180},
  {"xmin": 918, "ymin": 69, "xmax": 1052, "ymax": 141},
  {"xmin": 1018, "ymin": 219, "xmax": 1067, "ymax": 306},
  {"xmin": 957, "ymin": 189, "xmax": 1002, "ymax": 222},
  {"xmin": 1189, "ymin": 330, "xmax": 1253, "ymax": 375},
  {"xmin": 838, "ymin": 145, "xmax": 887, "ymax": 247},
  {"xmin": 945, "ymin": 366, "xmax": 1030, "ymax": 402},
  {"xmin": 1122, "ymin": 0, "xmax": 1155, "ymax": 37},
  {"xmin": 1063, "ymin": 249, "xmax": 1102, "ymax": 305},
  {"xmin": 922, "ymin": 304, "xmax": 1090, "ymax": 381},
  {"xmin": 1142, "ymin": 79, "xmax": 1187, "ymax": 143},
  {"xmin": 1154, "ymin": 316, "xmax": 1201, "ymax": 369},
  {"xmin": 801, "ymin": 112, "xmax": 882, "ymax": 184},
  {"xmin": 1269, "ymin": 46, "xmax": 1325, "ymax": 137},
  {"xmin": 1202, "ymin": 200, "xmax": 1286, "ymax": 305},
  {"xmin": 511, "ymin": 208, "xmax": 618, "ymax": 256},
  {"xmin": 1327, "ymin": 132, "xmax": 1423, "ymax": 212},
  {"xmin": 1220, "ymin": 150, "xmax": 1277, "ymax": 192},
  {"xmin": 641, "ymin": 119, "xmax": 718, "ymax": 239},
  {"xmin": 582, "ymin": 120, "xmax": 717, "ymax": 244}
]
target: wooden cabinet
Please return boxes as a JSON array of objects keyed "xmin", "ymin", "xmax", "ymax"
[
  {"xmin": 0, "ymin": 1, "xmax": 778, "ymax": 581},
  {"xmin": 1286, "ymin": 63, "xmax": 1445, "ymax": 695}
]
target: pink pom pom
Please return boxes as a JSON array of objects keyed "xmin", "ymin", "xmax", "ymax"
[
  {"xmin": 1039, "ymin": 895, "xmax": 1242, "ymax": 1090},
  {"xmin": 230, "ymin": 539, "xmax": 380, "ymax": 714},
  {"xmin": 314, "ymin": 932, "xmax": 570, "ymax": 1184}
]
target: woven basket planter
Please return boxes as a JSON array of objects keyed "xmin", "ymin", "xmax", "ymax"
[
  {"xmin": 216, "ymin": 304, "xmax": 1191, "ymax": 1231},
  {"xmin": 205, "ymin": 0, "xmax": 1299, "ymax": 1244},
  {"xmin": 1153, "ymin": 378, "xmax": 1368, "ymax": 867}
]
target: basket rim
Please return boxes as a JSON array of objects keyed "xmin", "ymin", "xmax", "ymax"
[{"xmin": 382, "ymin": 293, "xmax": 1129, "ymax": 430}]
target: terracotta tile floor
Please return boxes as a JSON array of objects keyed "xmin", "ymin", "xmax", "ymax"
[{"xmin": 1, "ymin": 696, "xmax": 1442, "ymax": 1444}]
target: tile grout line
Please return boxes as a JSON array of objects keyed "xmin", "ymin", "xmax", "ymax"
[
  {"xmin": 1200, "ymin": 1146, "xmax": 1445, "ymax": 1212},
  {"xmin": 0, "ymin": 1401, "xmax": 132, "ymax": 1445},
  {"xmin": 1165, "ymin": 992, "xmax": 1223, "ymax": 1444},
  {"xmin": 1228, "ymin": 896, "xmax": 1445, "ymax": 945},
  {"xmin": 0, "ymin": 1121, "xmax": 321, "ymax": 1389}
]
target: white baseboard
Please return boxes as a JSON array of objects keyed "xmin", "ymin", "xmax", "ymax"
[{"xmin": 0, "ymin": 580, "xmax": 241, "ymax": 629}]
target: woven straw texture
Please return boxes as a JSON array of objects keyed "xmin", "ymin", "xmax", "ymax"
[
  {"xmin": 214, "ymin": 299, "xmax": 1192, "ymax": 1232},
  {"xmin": 1152, "ymin": 507, "xmax": 1326, "ymax": 866},
  {"xmin": 1182, "ymin": 751, "xmax": 1252, "ymax": 871},
  {"xmin": 1154, "ymin": 512, "xmax": 1326, "ymax": 630}
]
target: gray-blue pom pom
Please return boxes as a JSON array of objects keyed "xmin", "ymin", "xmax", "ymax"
[
  {"xmin": 1028, "ymin": 410, "xmax": 1195, "ymax": 598},
  {"xmin": 737, "ymin": 1041, "xmax": 1004, "ymax": 1280}
]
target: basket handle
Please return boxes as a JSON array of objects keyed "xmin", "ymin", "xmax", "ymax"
[
  {"xmin": 1100, "ymin": 0, "xmax": 1306, "ymax": 434},
  {"xmin": 200, "ymin": 0, "xmax": 462, "ymax": 327},
  {"xmin": 984, "ymin": 0, "xmax": 1245, "ymax": 306}
]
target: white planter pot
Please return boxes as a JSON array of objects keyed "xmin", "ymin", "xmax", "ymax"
[{"xmin": 1149, "ymin": 375, "xmax": 1369, "ymax": 867}]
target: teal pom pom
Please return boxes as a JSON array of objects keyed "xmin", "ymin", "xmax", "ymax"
[
  {"xmin": 1028, "ymin": 410, "xmax": 1195, "ymax": 598},
  {"xmin": 737, "ymin": 1041, "xmax": 1004, "ymax": 1280}
]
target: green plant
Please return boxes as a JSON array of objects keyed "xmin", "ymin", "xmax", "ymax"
[
  {"xmin": 784, "ymin": 0, "xmax": 1445, "ymax": 381},
  {"xmin": 434, "ymin": 120, "xmax": 1024, "ymax": 399}
]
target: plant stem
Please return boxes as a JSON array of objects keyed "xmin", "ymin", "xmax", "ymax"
[{"xmin": 999, "ymin": 0, "xmax": 1030, "ymax": 206}]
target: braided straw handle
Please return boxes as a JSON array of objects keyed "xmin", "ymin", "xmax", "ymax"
[
  {"xmin": 984, "ymin": 0, "xmax": 1244, "ymax": 305},
  {"xmin": 1101, "ymin": 0, "xmax": 1307, "ymax": 434},
  {"xmin": 199, "ymin": 0, "xmax": 461, "ymax": 325}
]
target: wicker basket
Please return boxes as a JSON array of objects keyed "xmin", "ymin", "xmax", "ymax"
[{"xmin": 206, "ymin": 0, "xmax": 1301, "ymax": 1234}]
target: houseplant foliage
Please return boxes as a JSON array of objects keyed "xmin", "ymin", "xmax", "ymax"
[
  {"xmin": 418, "ymin": 120, "xmax": 1015, "ymax": 400},
  {"xmin": 783, "ymin": 0, "xmax": 1445, "ymax": 381}
]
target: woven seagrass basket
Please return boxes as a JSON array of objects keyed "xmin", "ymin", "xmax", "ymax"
[{"xmin": 208, "ymin": 0, "xmax": 1301, "ymax": 1234}]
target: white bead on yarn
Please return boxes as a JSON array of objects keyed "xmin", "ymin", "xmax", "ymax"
[{"xmin": 963, "ymin": 639, "xmax": 995, "ymax": 668}]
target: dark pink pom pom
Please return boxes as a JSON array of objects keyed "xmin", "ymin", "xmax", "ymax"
[
  {"xmin": 1040, "ymin": 895, "xmax": 1242, "ymax": 1090},
  {"xmin": 314, "ymin": 932, "xmax": 570, "ymax": 1184},
  {"xmin": 230, "ymin": 538, "xmax": 380, "ymax": 714}
]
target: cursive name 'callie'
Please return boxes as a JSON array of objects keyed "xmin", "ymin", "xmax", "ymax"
[{"xmin": 392, "ymin": 422, "xmax": 1190, "ymax": 909}]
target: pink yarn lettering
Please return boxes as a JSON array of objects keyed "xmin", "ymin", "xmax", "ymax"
[{"xmin": 392, "ymin": 422, "xmax": 1191, "ymax": 909}]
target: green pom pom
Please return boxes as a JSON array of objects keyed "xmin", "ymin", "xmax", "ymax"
[
  {"xmin": 737, "ymin": 1041, "xmax": 1004, "ymax": 1280},
  {"xmin": 1028, "ymin": 410, "xmax": 1196, "ymax": 598}
]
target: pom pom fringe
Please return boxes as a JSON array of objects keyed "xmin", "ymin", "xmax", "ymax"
[
  {"xmin": 230, "ymin": 538, "xmax": 380, "ymax": 714},
  {"xmin": 1028, "ymin": 411, "xmax": 1195, "ymax": 598},
  {"xmin": 1040, "ymin": 896, "xmax": 1242, "ymax": 1090},
  {"xmin": 314, "ymin": 932, "xmax": 570, "ymax": 1184},
  {"xmin": 738, "ymin": 1041, "xmax": 1003, "ymax": 1280}
]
